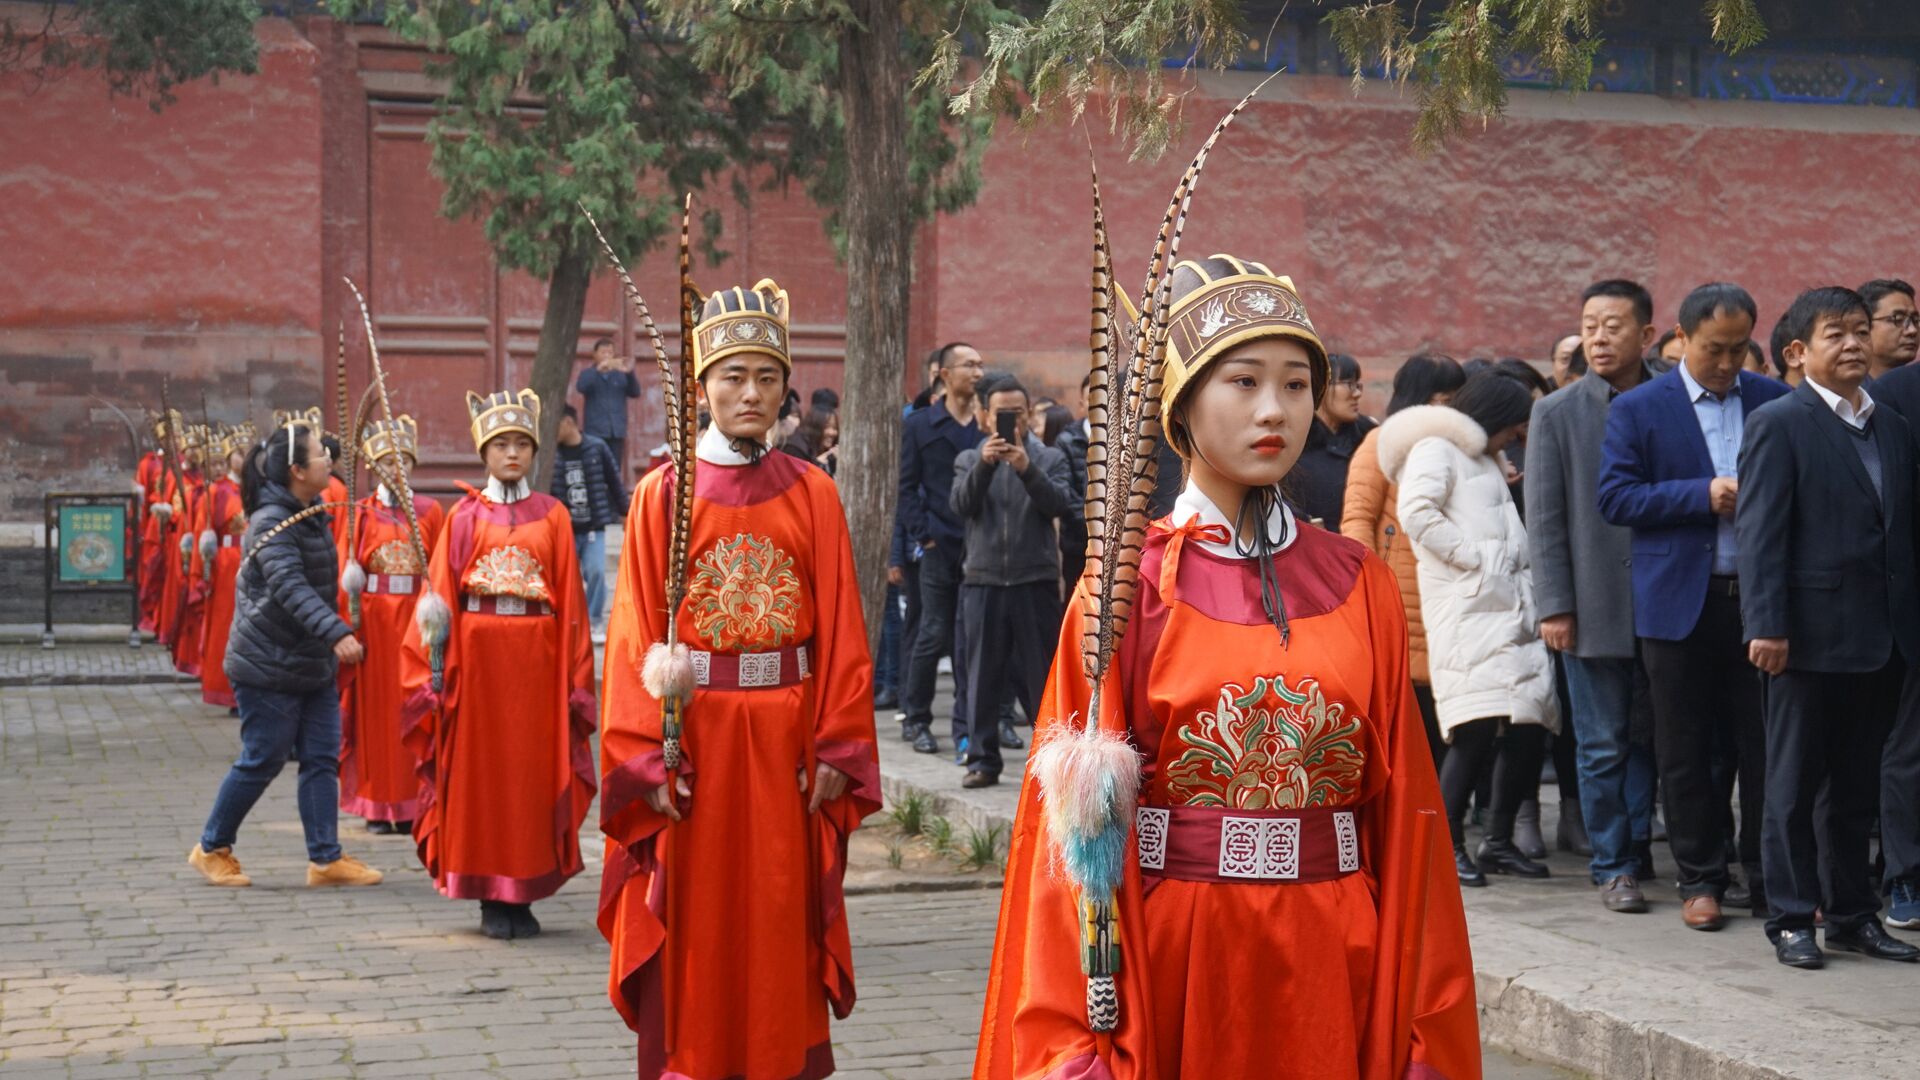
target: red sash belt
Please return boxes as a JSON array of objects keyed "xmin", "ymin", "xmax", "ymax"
[
  {"xmin": 365, "ymin": 572, "xmax": 419, "ymax": 596},
  {"xmin": 1137, "ymin": 803, "xmax": 1363, "ymax": 884},
  {"xmin": 691, "ymin": 642, "xmax": 811, "ymax": 691},
  {"xmin": 462, "ymin": 593, "xmax": 552, "ymax": 617}
]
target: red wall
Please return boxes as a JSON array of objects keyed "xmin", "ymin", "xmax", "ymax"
[
  {"xmin": 933, "ymin": 72, "xmax": 1920, "ymax": 412},
  {"xmin": 8, "ymin": 29, "xmax": 1920, "ymax": 515}
]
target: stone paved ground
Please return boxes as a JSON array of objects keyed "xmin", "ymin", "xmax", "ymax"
[
  {"xmin": 1, "ymin": 682, "xmax": 1572, "ymax": 1078},
  {"xmin": 0, "ymin": 642, "xmax": 186, "ymax": 686}
]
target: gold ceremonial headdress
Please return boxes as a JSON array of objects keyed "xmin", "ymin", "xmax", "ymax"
[
  {"xmin": 692, "ymin": 279, "xmax": 791, "ymax": 379},
  {"xmin": 466, "ymin": 389, "xmax": 541, "ymax": 454},
  {"xmin": 273, "ymin": 406, "xmax": 325, "ymax": 432},
  {"xmin": 361, "ymin": 415, "xmax": 419, "ymax": 465},
  {"xmin": 181, "ymin": 423, "xmax": 208, "ymax": 451},
  {"xmin": 151, "ymin": 409, "xmax": 183, "ymax": 441}
]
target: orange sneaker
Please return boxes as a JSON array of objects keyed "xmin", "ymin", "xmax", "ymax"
[
  {"xmin": 188, "ymin": 844, "xmax": 252, "ymax": 887},
  {"xmin": 307, "ymin": 855, "xmax": 383, "ymax": 887}
]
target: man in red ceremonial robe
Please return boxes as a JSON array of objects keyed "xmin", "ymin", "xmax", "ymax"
[
  {"xmin": 600, "ymin": 278, "xmax": 880, "ymax": 1080},
  {"xmin": 402, "ymin": 388, "xmax": 595, "ymax": 940},
  {"xmin": 339, "ymin": 416, "xmax": 443, "ymax": 832},
  {"xmin": 199, "ymin": 433, "xmax": 251, "ymax": 708}
]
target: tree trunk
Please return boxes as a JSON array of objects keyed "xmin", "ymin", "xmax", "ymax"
[
  {"xmin": 836, "ymin": 0, "xmax": 912, "ymax": 656},
  {"xmin": 530, "ymin": 242, "xmax": 594, "ymax": 489}
]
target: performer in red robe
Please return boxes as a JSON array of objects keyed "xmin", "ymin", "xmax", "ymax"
[
  {"xmin": 163, "ymin": 427, "xmax": 210, "ymax": 668},
  {"xmin": 402, "ymin": 388, "xmax": 595, "ymax": 940},
  {"xmin": 599, "ymin": 275, "xmax": 880, "ymax": 1080},
  {"xmin": 139, "ymin": 410, "xmax": 183, "ymax": 636},
  {"xmin": 974, "ymin": 133, "xmax": 1479, "ymax": 1080},
  {"xmin": 199, "ymin": 431, "xmax": 252, "ymax": 708},
  {"xmin": 338, "ymin": 415, "xmax": 443, "ymax": 832}
]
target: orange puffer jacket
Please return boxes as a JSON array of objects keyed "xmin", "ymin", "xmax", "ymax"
[{"xmin": 1340, "ymin": 425, "xmax": 1429, "ymax": 685}]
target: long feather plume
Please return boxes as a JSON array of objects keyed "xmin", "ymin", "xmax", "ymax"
[
  {"xmin": 342, "ymin": 277, "xmax": 448, "ymax": 684},
  {"xmin": 672, "ymin": 194, "xmax": 699, "ymax": 617},
  {"xmin": 1042, "ymin": 82, "xmax": 1276, "ymax": 1036},
  {"xmin": 340, "ymin": 383, "xmax": 382, "ymax": 627}
]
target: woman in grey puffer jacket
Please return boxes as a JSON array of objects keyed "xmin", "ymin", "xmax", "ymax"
[{"xmin": 188, "ymin": 423, "xmax": 383, "ymax": 890}]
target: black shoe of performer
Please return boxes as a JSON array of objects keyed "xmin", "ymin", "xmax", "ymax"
[
  {"xmin": 480, "ymin": 901, "xmax": 514, "ymax": 940},
  {"xmin": 394, "ymin": 820, "xmax": 413, "ymax": 836},
  {"xmin": 366, "ymin": 820, "xmax": 395, "ymax": 835},
  {"xmin": 508, "ymin": 904, "xmax": 541, "ymax": 939}
]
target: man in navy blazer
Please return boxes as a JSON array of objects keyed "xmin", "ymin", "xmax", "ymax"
[
  {"xmin": 1736, "ymin": 286, "xmax": 1920, "ymax": 969},
  {"xmin": 1599, "ymin": 283, "xmax": 1787, "ymax": 932}
]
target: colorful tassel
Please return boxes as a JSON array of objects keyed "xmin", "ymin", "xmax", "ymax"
[
  {"xmin": 1030, "ymin": 721, "xmax": 1141, "ymax": 899},
  {"xmin": 198, "ymin": 530, "xmax": 217, "ymax": 581},
  {"xmin": 414, "ymin": 589, "xmax": 451, "ymax": 694}
]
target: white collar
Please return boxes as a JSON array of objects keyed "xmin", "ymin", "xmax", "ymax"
[
  {"xmin": 227, "ymin": 472, "xmax": 243, "ymax": 485},
  {"xmin": 376, "ymin": 484, "xmax": 397, "ymax": 507},
  {"xmin": 1172, "ymin": 482, "xmax": 1297, "ymax": 560},
  {"xmin": 696, "ymin": 422, "xmax": 774, "ymax": 466},
  {"xmin": 1678, "ymin": 362, "xmax": 1740, "ymax": 403},
  {"xmin": 484, "ymin": 476, "xmax": 531, "ymax": 503},
  {"xmin": 1807, "ymin": 376, "xmax": 1875, "ymax": 429}
]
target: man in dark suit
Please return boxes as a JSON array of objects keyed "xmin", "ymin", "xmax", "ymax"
[
  {"xmin": 1600, "ymin": 283, "xmax": 1788, "ymax": 932},
  {"xmin": 1737, "ymin": 286, "xmax": 1920, "ymax": 968},
  {"xmin": 1849, "ymin": 343, "xmax": 1920, "ymax": 932},
  {"xmin": 897, "ymin": 343, "xmax": 985, "ymax": 755}
]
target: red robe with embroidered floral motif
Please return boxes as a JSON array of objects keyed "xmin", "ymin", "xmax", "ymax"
[
  {"xmin": 198, "ymin": 476, "xmax": 247, "ymax": 707},
  {"xmin": 975, "ymin": 521, "xmax": 1480, "ymax": 1080},
  {"xmin": 599, "ymin": 451, "xmax": 880, "ymax": 1080},
  {"xmin": 339, "ymin": 491, "xmax": 445, "ymax": 821},
  {"xmin": 400, "ymin": 489, "xmax": 595, "ymax": 902}
]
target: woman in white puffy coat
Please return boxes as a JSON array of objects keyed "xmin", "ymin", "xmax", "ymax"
[{"xmin": 1380, "ymin": 371, "xmax": 1560, "ymax": 887}]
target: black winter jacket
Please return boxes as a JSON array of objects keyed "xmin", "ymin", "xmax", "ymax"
[
  {"xmin": 550, "ymin": 433, "xmax": 627, "ymax": 532},
  {"xmin": 224, "ymin": 482, "xmax": 353, "ymax": 693}
]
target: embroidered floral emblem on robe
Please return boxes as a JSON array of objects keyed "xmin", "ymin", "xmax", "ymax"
[
  {"xmin": 367, "ymin": 538, "xmax": 424, "ymax": 575},
  {"xmin": 465, "ymin": 544, "xmax": 551, "ymax": 602},
  {"xmin": 686, "ymin": 532, "xmax": 802, "ymax": 651},
  {"xmin": 1164, "ymin": 675, "xmax": 1365, "ymax": 808}
]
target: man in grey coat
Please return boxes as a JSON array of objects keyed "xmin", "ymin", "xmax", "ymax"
[
  {"xmin": 951, "ymin": 374, "xmax": 1073, "ymax": 788},
  {"xmin": 1527, "ymin": 279, "xmax": 1660, "ymax": 913}
]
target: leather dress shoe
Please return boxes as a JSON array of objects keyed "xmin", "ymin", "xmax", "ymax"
[
  {"xmin": 1453, "ymin": 845, "xmax": 1486, "ymax": 888},
  {"xmin": 1773, "ymin": 928, "xmax": 1823, "ymax": 969},
  {"xmin": 1723, "ymin": 876, "xmax": 1752, "ymax": 910},
  {"xmin": 909, "ymin": 725, "xmax": 938, "ymax": 754},
  {"xmin": 961, "ymin": 770, "xmax": 1000, "ymax": 789},
  {"xmin": 1681, "ymin": 894, "xmax": 1725, "ymax": 931},
  {"xmin": 1477, "ymin": 838, "xmax": 1550, "ymax": 878},
  {"xmin": 999, "ymin": 720, "xmax": 1025, "ymax": 750},
  {"xmin": 1600, "ymin": 874, "xmax": 1648, "ymax": 913},
  {"xmin": 1825, "ymin": 921, "xmax": 1920, "ymax": 962}
]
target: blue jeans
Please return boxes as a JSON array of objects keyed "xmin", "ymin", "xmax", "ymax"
[
  {"xmin": 577, "ymin": 529, "xmax": 607, "ymax": 629},
  {"xmin": 1563, "ymin": 655, "xmax": 1656, "ymax": 882},
  {"xmin": 200, "ymin": 684, "xmax": 342, "ymax": 864}
]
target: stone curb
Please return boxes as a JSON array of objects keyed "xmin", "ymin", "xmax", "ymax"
[
  {"xmin": 1, "ymin": 672, "xmax": 194, "ymax": 687},
  {"xmin": 875, "ymin": 766, "xmax": 1887, "ymax": 1080}
]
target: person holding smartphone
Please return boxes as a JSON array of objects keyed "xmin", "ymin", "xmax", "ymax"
[{"xmin": 948, "ymin": 373, "xmax": 1073, "ymax": 788}]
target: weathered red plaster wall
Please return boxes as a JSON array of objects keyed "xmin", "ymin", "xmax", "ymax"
[
  {"xmin": 0, "ymin": 18, "xmax": 325, "ymax": 513},
  {"xmin": 933, "ymin": 72, "xmax": 1920, "ymax": 411}
]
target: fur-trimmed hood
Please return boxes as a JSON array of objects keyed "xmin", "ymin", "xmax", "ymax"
[{"xmin": 1377, "ymin": 405, "xmax": 1487, "ymax": 484}]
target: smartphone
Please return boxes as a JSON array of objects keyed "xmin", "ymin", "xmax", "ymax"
[{"xmin": 995, "ymin": 409, "xmax": 1019, "ymax": 444}]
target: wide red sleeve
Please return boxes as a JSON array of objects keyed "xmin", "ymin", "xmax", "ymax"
[
  {"xmin": 802, "ymin": 468, "xmax": 881, "ymax": 828},
  {"xmin": 976, "ymin": 576, "xmax": 1158, "ymax": 1080},
  {"xmin": 599, "ymin": 465, "xmax": 676, "ymax": 848},
  {"xmin": 1352, "ymin": 556, "xmax": 1481, "ymax": 1080}
]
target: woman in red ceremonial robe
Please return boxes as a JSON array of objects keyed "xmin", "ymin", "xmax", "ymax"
[
  {"xmin": 166, "ymin": 431, "xmax": 211, "ymax": 672},
  {"xmin": 976, "ymin": 257, "xmax": 1479, "ymax": 1080},
  {"xmin": 338, "ymin": 416, "xmax": 443, "ymax": 832},
  {"xmin": 599, "ymin": 278, "xmax": 880, "ymax": 1080},
  {"xmin": 199, "ymin": 436, "xmax": 251, "ymax": 708},
  {"xmin": 401, "ymin": 389, "xmax": 595, "ymax": 941}
]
